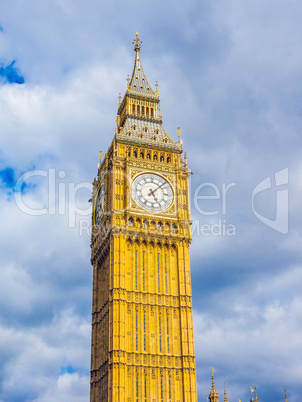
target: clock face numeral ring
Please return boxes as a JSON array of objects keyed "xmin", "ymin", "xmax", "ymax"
[
  {"xmin": 131, "ymin": 172, "xmax": 174, "ymax": 212},
  {"xmin": 95, "ymin": 185, "xmax": 105, "ymax": 225}
]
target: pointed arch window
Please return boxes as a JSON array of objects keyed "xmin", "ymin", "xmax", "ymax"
[
  {"xmin": 143, "ymin": 312, "xmax": 146, "ymax": 351},
  {"xmin": 159, "ymin": 312, "xmax": 162, "ymax": 353},
  {"xmin": 136, "ymin": 376, "xmax": 139, "ymax": 402},
  {"xmin": 157, "ymin": 253, "xmax": 160, "ymax": 293},
  {"xmin": 135, "ymin": 250, "xmax": 138, "ymax": 290},
  {"xmin": 136, "ymin": 311, "xmax": 138, "ymax": 351},
  {"xmin": 142, "ymin": 250, "xmax": 145, "ymax": 291},
  {"xmin": 160, "ymin": 375, "xmax": 163, "ymax": 401},
  {"xmin": 167, "ymin": 314, "xmax": 170, "ymax": 353},
  {"xmin": 165, "ymin": 254, "xmax": 168, "ymax": 293}
]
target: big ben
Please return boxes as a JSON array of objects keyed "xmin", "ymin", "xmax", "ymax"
[{"xmin": 90, "ymin": 33, "xmax": 197, "ymax": 401}]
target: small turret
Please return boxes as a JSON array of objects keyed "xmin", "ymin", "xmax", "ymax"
[
  {"xmin": 209, "ymin": 369, "xmax": 219, "ymax": 402},
  {"xmin": 249, "ymin": 386, "xmax": 256, "ymax": 402},
  {"xmin": 254, "ymin": 385, "xmax": 258, "ymax": 402},
  {"xmin": 284, "ymin": 387, "xmax": 288, "ymax": 402},
  {"xmin": 224, "ymin": 383, "xmax": 228, "ymax": 402}
]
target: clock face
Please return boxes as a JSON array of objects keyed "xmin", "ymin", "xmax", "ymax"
[
  {"xmin": 95, "ymin": 185, "xmax": 105, "ymax": 225},
  {"xmin": 131, "ymin": 173, "xmax": 174, "ymax": 212}
]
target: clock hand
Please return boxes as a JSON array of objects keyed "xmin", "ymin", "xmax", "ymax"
[
  {"xmin": 148, "ymin": 188, "xmax": 154, "ymax": 197},
  {"xmin": 148, "ymin": 188, "xmax": 158, "ymax": 202},
  {"xmin": 151, "ymin": 181, "xmax": 166, "ymax": 194}
]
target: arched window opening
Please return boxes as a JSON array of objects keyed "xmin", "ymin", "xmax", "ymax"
[
  {"xmin": 135, "ymin": 251, "xmax": 138, "ymax": 291},
  {"xmin": 143, "ymin": 251, "xmax": 145, "ymax": 291},
  {"xmin": 172, "ymin": 224, "xmax": 178, "ymax": 233},
  {"xmin": 159, "ymin": 313, "xmax": 162, "ymax": 353}
]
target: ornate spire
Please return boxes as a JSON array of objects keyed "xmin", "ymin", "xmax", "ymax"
[
  {"xmin": 254, "ymin": 385, "xmax": 258, "ymax": 402},
  {"xmin": 224, "ymin": 383, "xmax": 228, "ymax": 402},
  {"xmin": 128, "ymin": 33, "xmax": 156, "ymax": 97},
  {"xmin": 115, "ymin": 34, "xmax": 182, "ymax": 151},
  {"xmin": 284, "ymin": 387, "xmax": 288, "ymax": 402},
  {"xmin": 209, "ymin": 368, "xmax": 219, "ymax": 402}
]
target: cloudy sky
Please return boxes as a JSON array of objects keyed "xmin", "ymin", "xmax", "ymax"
[{"xmin": 1, "ymin": 0, "xmax": 302, "ymax": 401}]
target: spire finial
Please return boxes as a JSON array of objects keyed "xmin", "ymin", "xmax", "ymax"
[
  {"xmin": 284, "ymin": 387, "xmax": 288, "ymax": 402},
  {"xmin": 133, "ymin": 32, "xmax": 142, "ymax": 52},
  {"xmin": 176, "ymin": 126, "xmax": 182, "ymax": 141},
  {"xmin": 211, "ymin": 368, "xmax": 216, "ymax": 390},
  {"xmin": 118, "ymin": 92, "xmax": 121, "ymax": 103}
]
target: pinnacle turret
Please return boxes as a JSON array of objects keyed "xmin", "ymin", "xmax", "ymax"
[
  {"xmin": 209, "ymin": 369, "xmax": 219, "ymax": 402},
  {"xmin": 224, "ymin": 383, "xmax": 228, "ymax": 402}
]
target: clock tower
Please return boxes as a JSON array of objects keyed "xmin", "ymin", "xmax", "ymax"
[{"xmin": 90, "ymin": 33, "xmax": 197, "ymax": 402}]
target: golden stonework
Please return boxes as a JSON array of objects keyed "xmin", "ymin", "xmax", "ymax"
[{"xmin": 90, "ymin": 34, "xmax": 196, "ymax": 402}]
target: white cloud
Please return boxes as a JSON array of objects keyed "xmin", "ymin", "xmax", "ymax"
[{"xmin": 1, "ymin": 0, "xmax": 302, "ymax": 401}]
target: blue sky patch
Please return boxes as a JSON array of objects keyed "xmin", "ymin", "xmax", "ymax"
[
  {"xmin": 60, "ymin": 365, "xmax": 75, "ymax": 375},
  {"xmin": 0, "ymin": 167, "xmax": 15, "ymax": 188},
  {"xmin": 0, "ymin": 167, "xmax": 32, "ymax": 196},
  {"xmin": 0, "ymin": 61, "xmax": 25, "ymax": 84}
]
